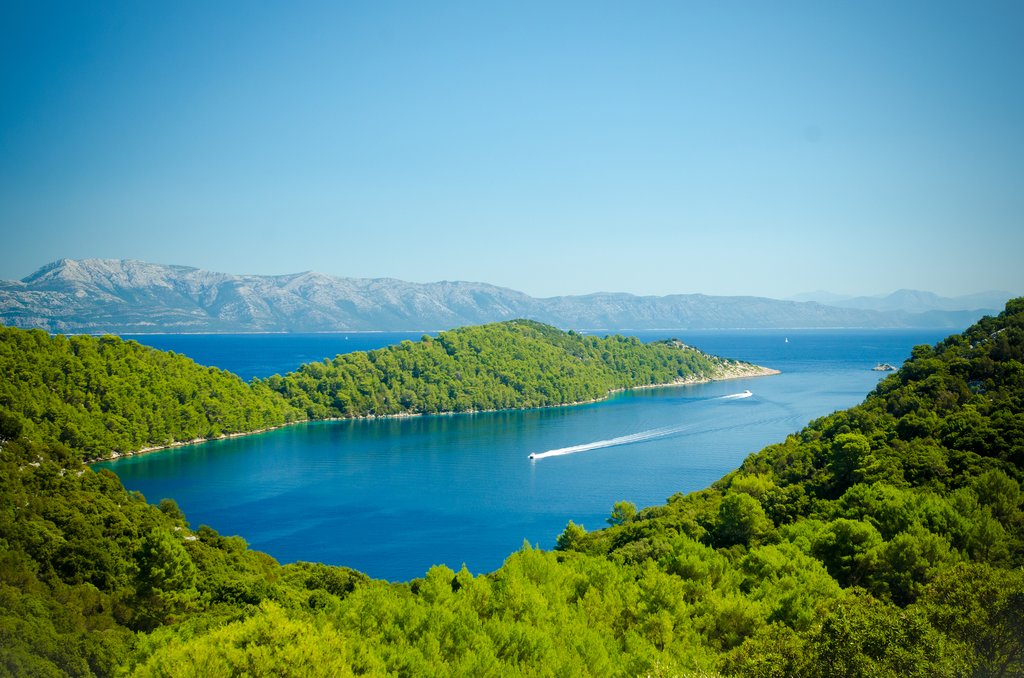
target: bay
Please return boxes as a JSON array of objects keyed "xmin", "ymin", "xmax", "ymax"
[
  {"xmin": 121, "ymin": 332, "xmax": 430, "ymax": 381},
  {"xmin": 100, "ymin": 328, "xmax": 951, "ymax": 581}
]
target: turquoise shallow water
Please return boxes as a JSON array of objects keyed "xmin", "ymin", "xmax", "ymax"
[{"xmin": 101, "ymin": 328, "xmax": 950, "ymax": 581}]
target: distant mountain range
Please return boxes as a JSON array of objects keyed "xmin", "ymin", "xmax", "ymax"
[
  {"xmin": 789, "ymin": 289, "xmax": 1015, "ymax": 314},
  {"xmin": 0, "ymin": 259, "xmax": 1008, "ymax": 333}
]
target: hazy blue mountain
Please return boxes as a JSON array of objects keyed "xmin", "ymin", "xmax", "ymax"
[
  {"xmin": 830, "ymin": 288, "xmax": 1008, "ymax": 313},
  {"xmin": 0, "ymin": 259, "xmax": 992, "ymax": 332},
  {"xmin": 791, "ymin": 288, "xmax": 1014, "ymax": 314}
]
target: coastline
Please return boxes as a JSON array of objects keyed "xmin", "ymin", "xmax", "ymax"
[{"xmin": 92, "ymin": 363, "xmax": 780, "ymax": 464}]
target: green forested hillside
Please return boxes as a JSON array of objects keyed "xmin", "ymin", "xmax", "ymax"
[
  {"xmin": 1, "ymin": 305, "xmax": 1022, "ymax": 676},
  {"xmin": 0, "ymin": 327, "xmax": 304, "ymax": 461},
  {"xmin": 262, "ymin": 319, "xmax": 766, "ymax": 418},
  {"xmin": 0, "ymin": 321, "xmax": 766, "ymax": 461}
]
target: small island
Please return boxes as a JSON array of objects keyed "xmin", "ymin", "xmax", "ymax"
[{"xmin": 0, "ymin": 319, "xmax": 777, "ymax": 462}]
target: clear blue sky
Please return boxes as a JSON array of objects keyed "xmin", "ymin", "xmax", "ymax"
[{"xmin": 1, "ymin": 1, "xmax": 1022, "ymax": 299}]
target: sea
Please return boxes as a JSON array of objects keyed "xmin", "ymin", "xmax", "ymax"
[{"xmin": 97, "ymin": 328, "xmax": 952, "ymax": 581}]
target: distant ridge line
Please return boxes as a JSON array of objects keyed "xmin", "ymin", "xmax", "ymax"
[{"xmin": 0, "ymin": 258, "xmax": 1002, "ymax": 333}]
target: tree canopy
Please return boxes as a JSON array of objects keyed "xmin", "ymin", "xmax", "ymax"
[
  {"xmin": 261, "ymin": 319, "xmax": 766, "ymax": 419},
  {"xmin": 0, "ymin": 320, "xmax": 766, "ymax": 461},
  {"xmin": 1, "ymin": 303, "xmax": 1022, "ymax": 675},
  {"xmin": 0, "ymin": 327, "xmax": 303, "ymax": 461}
]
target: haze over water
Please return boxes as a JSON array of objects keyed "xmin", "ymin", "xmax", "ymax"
[{"xmin": 101, "ymin": 329, "xmax": 949, "ymax": 580}]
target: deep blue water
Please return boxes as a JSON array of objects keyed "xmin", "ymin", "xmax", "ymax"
[
  {"xmin": 121, "ymin": 332, "xmax": 430, "ymax": 381},
  {"xmin": 100, "ymin": 328, "xmax": 951, "ymax": 581}
]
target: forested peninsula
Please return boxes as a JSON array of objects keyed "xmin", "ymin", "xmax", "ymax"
[
  {"xmin": 1, "ymin": 304, "xmax": 1022, "ymax": 676},
  {"xmin": 0, "ymin": 319, "xmax": 773, "ymax": 462}
]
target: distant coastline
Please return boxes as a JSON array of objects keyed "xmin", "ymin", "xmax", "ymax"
[{"xmin": 95, "ymin": 364, "xmax": 780, "ymax": 463}]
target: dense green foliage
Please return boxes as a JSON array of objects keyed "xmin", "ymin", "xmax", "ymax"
[
  {"xmin": 262, "ymin": 319, "xmax": 755, "ymax": 418},
  {"xmin": 1, "ymin": 304, "xmax": 1022, "ymax": 676},
  {"xmin": 1, "ymin": 321, "xmax": 757, "ymax": 462},
  {"xmin": 0, "ymin": 327, "xmax": 303, "ymax": 461}
]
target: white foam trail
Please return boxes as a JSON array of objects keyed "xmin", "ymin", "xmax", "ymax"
[
  {"xmin": 718, "ymin": 390, "xmax": 753, "ymax": 400},
  {"xmin": 529, "ymin": 424, "xmax": 691, "ymax": 460}
]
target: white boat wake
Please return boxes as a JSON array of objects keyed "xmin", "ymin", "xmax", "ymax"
[
  {"xmin": 718, "ymin": 390, "xmax": 753, "ymax": 400},
  {"xmin": 529, "ymin": 424, "xmax": 692, "ymax": 460}
]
